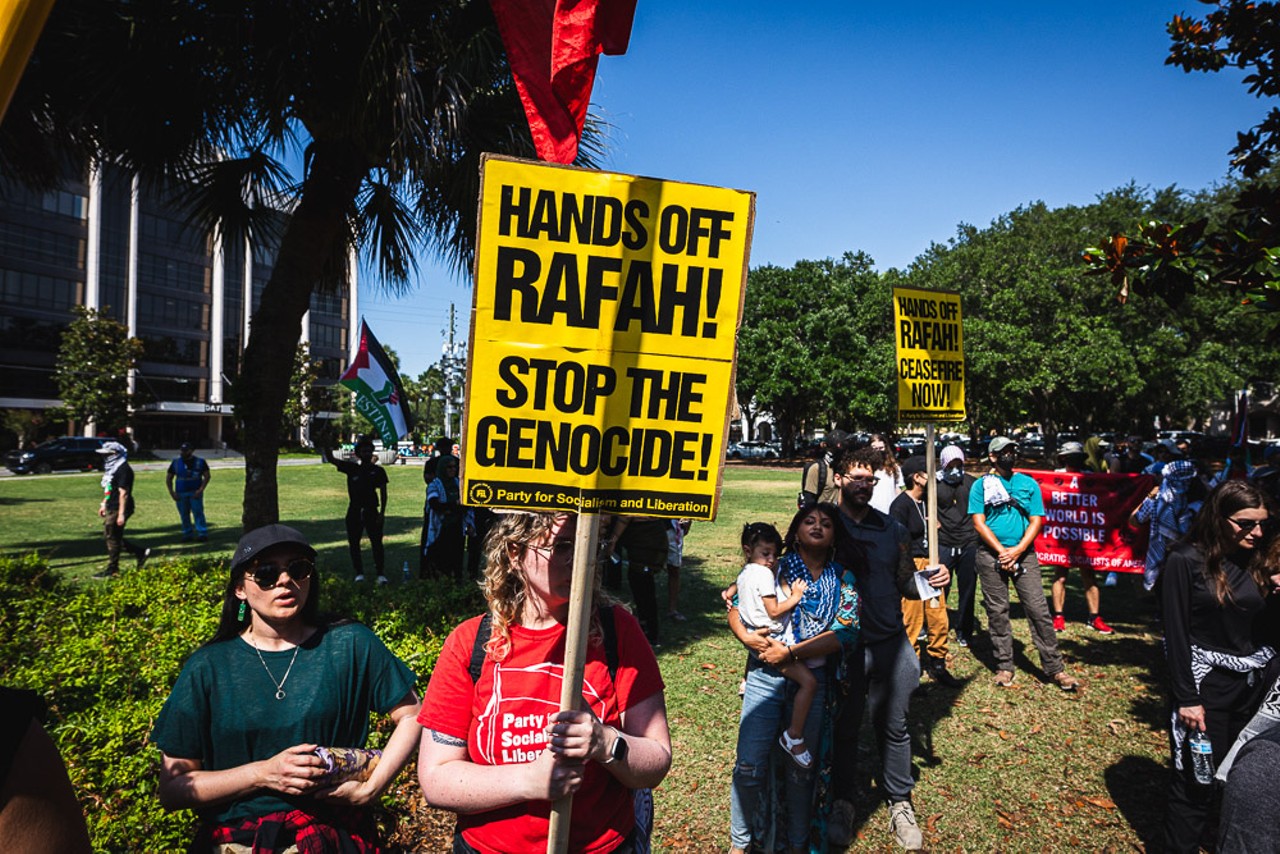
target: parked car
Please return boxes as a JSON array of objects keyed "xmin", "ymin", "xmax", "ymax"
[
  {"xmin": 727, "ymin": 440, "xmax": 780, "ymax": 460},
  {"xmin": 4, "ymin": 436, "xmax": 111, "ymax": 475},
  {"xmin": 894, "ymin": 435, "xmax": 929, "ymax": 458}
]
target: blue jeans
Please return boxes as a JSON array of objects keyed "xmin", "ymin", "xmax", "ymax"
[
  {"xmin": 832, "ymin": 633, "xmax": 921, "ymax": 803},
  {"xmin": 174, "ymin": 493, "xmax": 207, "ymax": 538},
  {"xmin": 729, "ymin": 656, "xmax": 827, "ymax": 849}
]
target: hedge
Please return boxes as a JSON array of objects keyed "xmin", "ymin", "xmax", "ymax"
[{"xmin": 0, "ymin": 555, "xmax": 481, "ymax": 852}]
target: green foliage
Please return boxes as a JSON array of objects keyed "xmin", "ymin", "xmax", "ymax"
[
  {"xmin": 53, "ymin": 306, "xmax": 143, "ymax": 433},
  {"xmin": 283, "ymin": 342, "xmax": 321, "ymax": 436},
  {"xmin": 917, "ymin": 188, "xmax": 1280, "ymax": 432},
  {"xmin": 1167, "ymin": 2, "xmax": 1280, "ymax": 179},
  {"xmin": 1078, "ymin": 4, "xmax": 1280, "ymax": 339},
  {"xmin": 1, "ymin": 407, "xmax": 48, "ymax": 447},
  {"xmin": 0, "ymin": 552, "xmax": 479, "ymax": 851},
  {"xmin": 737, "ymin": 252, "xmax": 892, "ymax": 448},
  {"xmin": 743, "ymin": 185, "xmax": 1276, "ymax": 438},
  {"xmin": 403, "ymin": 366, "xmax": 447, "ymax": 444}
]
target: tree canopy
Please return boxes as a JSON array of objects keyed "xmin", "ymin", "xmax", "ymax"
[
  {"xmin": 740, "ymin": 184, "xmax": 1279, "ymax": 441},
  {"xmin": 2, "ymin": 0, "xmax": 599, "ymax": 529},
  {"xmin": 736, "ymin": 252, "xmax": 890, "ymax": 452},
  {"xmin": 54, "ymin": 306, "xmax": 143, "ymax": 435},
  {"xmin": 1083, "ymin": 1, "xmax": 1280, "ymax": 338}
]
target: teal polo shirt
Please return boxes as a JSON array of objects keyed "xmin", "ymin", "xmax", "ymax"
[{"xmin": 967, "ymin": 470, "xmax": 1044, "ymax": 547}]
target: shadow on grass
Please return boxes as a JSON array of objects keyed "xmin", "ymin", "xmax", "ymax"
[
  {"xmin": 2, "ymin": 511, "xmax": 433, "ymax": 580},
  {"xmin": 0, "ymin": 496, "xmax": 55, "ymax": 506},
  {"xmin": 963, "ymin": 599, "xmax": 1055, "ymax": 683},
  {"xmin": 1105, "ymin": 754, "xmax": 1166, "ymax": 849}
]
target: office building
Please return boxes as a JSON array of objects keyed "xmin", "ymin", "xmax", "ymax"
[{"xmin": 0, "ymin": 161, "xmax": 356, "ymax": 448}]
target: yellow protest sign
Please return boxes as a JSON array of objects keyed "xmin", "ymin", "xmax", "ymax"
[
  {"xmin": 461, "ymin": 155, "xmax": 755, "ymax": 521},
  {"xmin": 0, "ymin": 0, "xmax": 54, "ymax": 121},
  {"xmin": 893, "ymin": 286, "xmax": 965, "ymax": 422}
]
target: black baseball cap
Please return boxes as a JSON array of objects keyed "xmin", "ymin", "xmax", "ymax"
[
  {"xmin": 231, "ymin": 524, "xmax": 316, "ymax": 572},
  {"xmin": 901, "ymin": 456, "xmax": 928, "ymax": 479}
]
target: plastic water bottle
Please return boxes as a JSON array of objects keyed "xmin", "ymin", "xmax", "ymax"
[
  {"xmin": 402, "ymin": 560, "xmax": 411, "ymax": 583},
  {"xmin": 1189, "ymin": 730, "xmax": 1215, "ymax": 784}
]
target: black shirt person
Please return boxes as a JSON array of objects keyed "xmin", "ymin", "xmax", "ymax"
[
  {"xmin": 93, "ymin": 440, "xmax": 150, "ymax": 578},
  {"xmin": 323, "ymin": 437, "xmax": 389, "ymax": 583}
]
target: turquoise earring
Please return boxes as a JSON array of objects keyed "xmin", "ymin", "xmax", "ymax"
[{"xmin": 238, "ymin": 601, "xmax": 246, "ymax": 622}]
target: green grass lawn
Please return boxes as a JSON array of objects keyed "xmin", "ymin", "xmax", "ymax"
[{"xmin": 0, "ymin": 463, "xmax": 1171, "ymax": 851}]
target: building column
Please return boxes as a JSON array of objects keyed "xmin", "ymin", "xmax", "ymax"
[
  {"xmin": 84, "ymin": 160, "xmax": 102, "ymax": 310},
  {"xmin": 209, "ymin": 229, "xmax": 225, "ymax": 447},
  {"xmin": 242, "ymin": 235, "xmax": 253, "ymax": 344},
  {"xmin": 299, "ymin": 307, "xmax": 311, "ymax": 446},
  {"xmin": 81, "ymin": 161, "xmax": 105, "ymax": 437},
  {"xmin": 347, "ymin": 246, "xmax": 359, "ymax": 350}
]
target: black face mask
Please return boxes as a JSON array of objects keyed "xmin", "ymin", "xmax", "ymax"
[
  {"xmin": 996, "ymin": 453, "xmax": 1016, "ymax": 469},
  {"xmin": 941, "ymin": 468, "xmax": 964, "ymax": 485}
]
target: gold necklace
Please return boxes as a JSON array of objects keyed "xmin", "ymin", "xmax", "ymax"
[{"xmin": 248, "ymin": 627, "xmax": 301, "ymax": 700}]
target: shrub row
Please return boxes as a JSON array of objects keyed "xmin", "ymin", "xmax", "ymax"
[{"xmin": 0, "ymin": 555, "xmax": 481, "ymax": 852}]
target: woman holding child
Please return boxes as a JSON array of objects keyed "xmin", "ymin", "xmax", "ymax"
[{"xmin": 727, "ymin": 503, "xmax": 860, "ymax": 854}]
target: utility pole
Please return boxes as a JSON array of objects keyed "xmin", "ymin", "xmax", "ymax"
[{"xmin": 442, "ymin": 303, "xmax": 465, "ymax": 440}]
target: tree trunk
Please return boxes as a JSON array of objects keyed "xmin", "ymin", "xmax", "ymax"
[{"xmin": 237, "ymin": 145, "xmax": 367, "ymax": 532}]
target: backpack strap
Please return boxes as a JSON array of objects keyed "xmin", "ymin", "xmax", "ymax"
[
  {"xmin": 469, "ymin": 613, "xmax": 493, "ymax": 683},
  {"xmin": 599, "ymin": 604, "xmax": 619, "ymax": 682},
  {"xmin": 468, "ymin": 607, "xmax": 619, "ymax": 684}
]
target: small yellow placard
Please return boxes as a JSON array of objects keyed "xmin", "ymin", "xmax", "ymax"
[{"xmin": 892, "ymin": 286, "xmax": 965, "ymax": 423}]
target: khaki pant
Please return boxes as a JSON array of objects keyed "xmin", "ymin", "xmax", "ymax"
[{"xmin": 902, "ymin": 557, "xmax": 949, "ymax": 660}]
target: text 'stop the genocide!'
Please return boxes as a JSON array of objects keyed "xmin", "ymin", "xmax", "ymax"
[{"xmin": 461, "ymin": 156, "xmax": 756, "ymax": 521}]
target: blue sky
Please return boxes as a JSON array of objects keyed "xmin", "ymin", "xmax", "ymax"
[{"xmin": 362, "ymin": 1, "xmax": 1265, "ymax": 378}]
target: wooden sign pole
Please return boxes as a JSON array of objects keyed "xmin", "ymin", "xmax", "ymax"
[
  {"xmin": 546, "ymin": 512, "xmax": 602, "ymax": 854},
  {"xmin": 925, "ymin": 424, "xmax": 941, "ymax": 609}
]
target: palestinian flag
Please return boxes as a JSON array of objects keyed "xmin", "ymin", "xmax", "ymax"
[{"xmin": 339, "ymin": 320, "xmax": 413, "ymax": 447}]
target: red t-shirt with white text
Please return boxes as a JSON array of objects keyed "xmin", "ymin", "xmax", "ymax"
[{"xmin": 418, "ymin": 606, "xmax": 664, "ymax": 854}]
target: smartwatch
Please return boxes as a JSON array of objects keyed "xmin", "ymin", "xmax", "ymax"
[{"xmin": 602, "ymin": 727, "xmax": 628, "ymax": 765}]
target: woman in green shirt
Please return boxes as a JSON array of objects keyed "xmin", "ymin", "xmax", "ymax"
[{"xmin": 152, "ymin": 525, "xmax": 420, "ymax": 851}]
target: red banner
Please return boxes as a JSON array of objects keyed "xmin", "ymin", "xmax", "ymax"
[{"xmin": 1025, "ymin": 470, "xmax": 1155, "ymax": 573}]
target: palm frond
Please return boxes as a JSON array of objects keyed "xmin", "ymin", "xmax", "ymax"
[{"xmin": 358, "ymin": 175, "xmax": 421, "ymax": 291}]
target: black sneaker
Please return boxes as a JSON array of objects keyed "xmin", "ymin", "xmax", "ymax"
[
  {"xmin": 136, "ymin": 547, "xmax": 151, "ymax": 569},
  {"xmin": 92, "ymin": 567, "xmax": 117, "ymax": 579},
  {"xmin": 929, "ymin": 660, "xmax": 963, "ymax": 689}
]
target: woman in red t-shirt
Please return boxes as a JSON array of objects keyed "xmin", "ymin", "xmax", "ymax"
[{"xmin": 417, "ymin": 512, "xmax": 671, "ymax": 853}]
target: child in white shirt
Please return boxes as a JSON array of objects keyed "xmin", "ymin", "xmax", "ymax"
[{"xmin": 735, "ymin": 521, "xmax": 818, "ymax": 767}]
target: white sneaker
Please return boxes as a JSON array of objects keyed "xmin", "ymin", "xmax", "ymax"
[
  {"xmin": 888, "ymin": 800, "xmax": 923, "ymax": 850},
  {"xmin": 354, "ymin": 574, "xmax": 366, "ymax": 582},
  {"xmin": 376, "ymin": 575, "xmax": 389, "ymax": 585}
]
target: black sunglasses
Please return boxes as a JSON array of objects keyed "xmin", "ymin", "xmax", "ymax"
[
  {"xmin": 246, "ymin": 558, "xmax": 315, "ymax": 589},
  {"xmin": 1227, "ymin": 517, "xmax": 1274, "ymax": 536}
]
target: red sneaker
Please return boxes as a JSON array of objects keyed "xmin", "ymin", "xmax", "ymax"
[
  {"xmin": 1052, "ymin": 614, "xmax": 1066, "ymax": 632},
  {"xmin": 1088, "ymin": 616, "xmax": 1115, "ymax": 634}
]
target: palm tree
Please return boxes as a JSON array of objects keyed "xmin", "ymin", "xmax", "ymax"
[{"xmin": 2, "ymin": 0, "xmax": 602, "ymax": 528}]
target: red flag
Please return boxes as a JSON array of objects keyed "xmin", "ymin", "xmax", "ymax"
[{"xmin": 489, "ymin": 0, "xmax": 637, "ymax": 164}]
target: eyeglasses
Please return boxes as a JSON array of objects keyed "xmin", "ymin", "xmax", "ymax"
[
  {"xmin": 1227, "ymin": 516, "xmax": 1273, "ymax": 536},
  {"xmin": 246, "ymin": 558, "xmax": 315, "ymax": 589},
  {"xmin": 525, "ymin": 540, "xmax": 576, "ymax": 560},
  {"xmin": 840, "ymin": 475, "xmax": 876, "ymax": 485}
]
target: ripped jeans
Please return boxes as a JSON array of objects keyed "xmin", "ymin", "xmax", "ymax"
[{"xmin": 728, "ymin": 655, "xmax": 828, "ymax": 850}]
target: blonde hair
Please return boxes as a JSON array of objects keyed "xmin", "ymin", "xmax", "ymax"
[{"xmin": 479, "ymin": 512, "xmax": 615, "ymax": 662}]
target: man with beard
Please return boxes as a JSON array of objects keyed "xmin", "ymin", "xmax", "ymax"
[
  {"xmin": 968, "ymin": 437, "xmax": 1079, "ymax": 691},
  {"xmin": 827, "ymin": 446, "xmax": 949, "ymax": 850}
]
